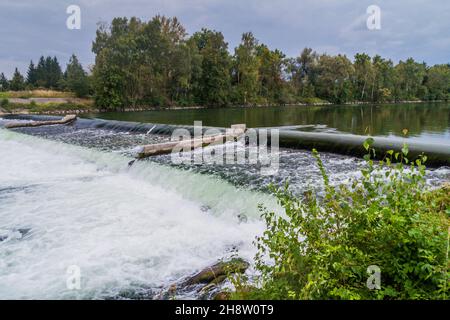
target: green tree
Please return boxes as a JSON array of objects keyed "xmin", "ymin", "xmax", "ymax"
[
  {"xmin": 371, "ymin": 55, "xmax": 395, "ymax": 102},
  {"xmin": 9, "ymin": 68, "xmax": 25, "ymax": 91},
  {"xmin": 153, "ymin": 15, "xmax": 193, "ymax": 105},
  {"xmin": 89, "ymin": 16, "xmax": 449, "ymax": 108},
  {"xmin": 92, "ymin": 17, "xmax": 147, "ymax": 109},
  {"xmin": 314, "ymin": 54, "xmax": 354, "ymax": 103},
  {"xmin": 353, "ymin": 53, "xmax": 374, "ymax": 101},
  {"xmin": 394, "ymin": 58, "xmax": 427, "ymax": 100},
  {"xmin": 424, "ymin": 64, "xmax": 450, "ymax": 100},
  {"xmin": 184, "ymin": 37, "xmax": 204, "ymax": 104},
  {"xmin": 65, "ymin": 54, "xmax": 90, "ymax": 97},
  {"xmin": 256, "ymin": 45, "xmax": 287, "ymax": 104},
  {"xmin": 26, "ymin": 60, "xmax": 37, "ymax": 87},
  {"xmin": 34, "ymin": 56, "xmax": 63, "ymax": 89},
  {"xmin": 233, "ymin": 32, "xmax": 260, "ymax": 105},
  {"xmin": 190, "ymin": 28, "xmax": 232, "ymax": 106},
  {"xmin": 0, "ymin": 73, "xmax": 9, "ymax": 91},
  {"xmin": 49, "ymin": 56, "xmax": 63, "ymax": 89},
  {"xmin": 92, "ymin": 16, "xmax": 197, "ymax": 109},
  {"xmin": 289, "ymin": 48, "xmax": 318, "ymax": 98},
  {"xmin": 35, "ymin": 56, "xmax": 46, "ymax": 87}
]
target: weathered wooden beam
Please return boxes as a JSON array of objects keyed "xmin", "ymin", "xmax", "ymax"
[
  {"xmin": 229, "ymin": 124, "xmax": 246, "ymax": 136},
  {"xmin": 136, "ymin": 124, "xmax": 246, "ymax": 159},
  {"xmin": 5, "ymin": 114, "xmax": 77, "ymax": 129}
]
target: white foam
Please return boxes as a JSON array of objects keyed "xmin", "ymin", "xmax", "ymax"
[{"xmin": 0, "ymin": 129, "xmax": 278, "ymax": 299}]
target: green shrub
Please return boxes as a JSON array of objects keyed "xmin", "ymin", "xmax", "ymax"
[
  {"xmin": 0, "ymin": 98, "xmax": 9, "ymax": 108},
  {"xmin": 234, "ymin": 141, "xmax": 449, "ymax": 300},
  {"xmin": 299, "ymin": 97, "xmax": 330, "ymax": 105}
]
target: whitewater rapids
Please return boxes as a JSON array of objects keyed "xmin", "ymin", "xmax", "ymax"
[{"xmin": 0, "ymin": 129, "xmax": 278, "ymax": 299}]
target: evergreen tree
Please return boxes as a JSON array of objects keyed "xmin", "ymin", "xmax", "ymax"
[
  {"xmin": 35, "ymin": 56, "xmax": 46, "ymax": 87},
  {"xmin": 33, "ymin": 56, "xmax": 63, "ymax": 89},
  {"xmin": 10, "ymin": 68, "xmax": 25, "ymax": 91},
  {"xmin": 65, "ymin": 54, "xmax": 89, "ymax": 97},
  {"xmin": 48, "ymin": 56, "xmax": 63, "ymax": 89},
  {"xmin": 26, "ymin": 60, "xmax": 37, "ymax": 87},
  {"xmin": 44, "ymin": 56, "xmax": 53, "ymax": 86},
  {"xmin": 0, "ymin": 73, "xmax": 9, "ymax": 91}
]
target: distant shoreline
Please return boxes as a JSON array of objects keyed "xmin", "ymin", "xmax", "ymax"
[{"xmin": 0, "ymin": 99, "xmax": 448, "ymax": 117}]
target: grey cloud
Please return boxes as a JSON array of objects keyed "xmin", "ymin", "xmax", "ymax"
[{"xmin": 0, "ymin": 0, "xmax": 449, "ymax": 77}]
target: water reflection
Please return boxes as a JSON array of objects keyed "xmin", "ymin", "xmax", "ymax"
[{"xmin": 86, "ymin": 103, "xmax": 450, "ymax": 144}]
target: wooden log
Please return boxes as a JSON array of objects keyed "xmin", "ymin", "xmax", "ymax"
[
  {"xmin": 5, "ymin": 115, "xmax": 77, "ymax": 129},
  {"xmin": 136, "ymin": 124, "xmax": 246, "ymax": 159},
  {"xmin": 230, "ymin": 124, "xmax": 246, "ymax": 136}
]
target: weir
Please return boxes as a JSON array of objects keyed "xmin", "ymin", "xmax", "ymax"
[
  {"xmin": 1, "ymin": 114, "xmax": 224, "ymax": 135},
  {"xmin": 136, "ymin": 124, "xmax": 246, "ymax": 159},
  {"xmin": 4, "ymin": 115, "xmax": 77, "ymax": 128},
  {"xmin": 2, "ymin": 114, "xmax": 449, "ymax": 167},
  {"xmin": 264, "ymin": 130, "xmax": 450, "ymax": 167}
]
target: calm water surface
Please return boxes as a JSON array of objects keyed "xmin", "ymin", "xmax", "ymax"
[{"xmin": 86, "ymin": 102, "xmax": 450, "ymax": 145}]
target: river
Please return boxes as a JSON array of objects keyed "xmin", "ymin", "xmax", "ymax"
[
  {"xmin": 87, "ymin": 102, "xmax": 450, "ymax": 144},
  {"xmin": 0, "ymin": 102, "xmax": 449, "ymax": 299}
]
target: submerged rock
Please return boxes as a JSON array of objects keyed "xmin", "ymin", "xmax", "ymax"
[
  {"xmin": 0, "ymin": 228, "xmax": 31, "ymax": 242},
  {"xmin": 157, "ymin": 258, "xmax": 250, "ymax": 300},
  {"xmin": 200, "ymin": 205, "xmax": 211, "ymax": 213},
  {"xmin": 184, "ymin": 258, "xmax": 249, "ymax": 286},
  {"xmin": 237, "ymin": 213, "xmax": 248, "ymax": 223},
  {"xmin": 105, "ymin": 285, "xmax": 154, "ymax": 300},
  {"xmin": 17, "ymin": 228, "xmax": 31, "ymax": 237},
  {"xmin": 213, "ymin": 291, "xmax": 231, "ymax": 300}
]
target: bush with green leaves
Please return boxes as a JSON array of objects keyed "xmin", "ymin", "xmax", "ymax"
[
  {"xmin": 0, "ymin": 98, "xmax": 9, "ymax": 109},
  {"xmin": 234, "ymin": 141, "xmax": 449, "ymax": 300}
]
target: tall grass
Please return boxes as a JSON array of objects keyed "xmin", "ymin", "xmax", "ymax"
[{"xmin": 0, "ymin": 90, "xmax": 74, "ymax": 99}]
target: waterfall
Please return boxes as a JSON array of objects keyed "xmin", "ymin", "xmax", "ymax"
[{"xmin": 0, "ymin": 129, "xmax": 279, "ymax": 299}]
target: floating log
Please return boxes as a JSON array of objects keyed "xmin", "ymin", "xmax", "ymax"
[
  {"xmin": 5, "ymin": 114, "xmax": 77, "ymax": 129},
  {"xmin": 136, "ymin": 124, "xmax": 246, "ymax": 159}
]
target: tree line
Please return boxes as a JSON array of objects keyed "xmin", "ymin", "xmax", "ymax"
[
  {"xmin": 0, "ymin": 54, "xmax": 90, "ymax": 97},
  {"xmin": 91, "ymin": 16, "xmax": 450, "ymax": 110},
  {"xmin": 2, "ymin": 15, "xmax": 449, "ymax": 108}
]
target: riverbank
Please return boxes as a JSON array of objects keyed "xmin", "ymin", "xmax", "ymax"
[
  {"xmin": 0, "ymin": 100, "xmax": 93, "ymax": 115},
  {"xmin": 0, "ymin": 90, "xmax": 93, "ymax": 115}
]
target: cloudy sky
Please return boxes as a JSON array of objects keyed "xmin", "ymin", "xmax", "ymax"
[{"xmin": 1, "ymin": 0, "xmax": 449, "ymax": 77}]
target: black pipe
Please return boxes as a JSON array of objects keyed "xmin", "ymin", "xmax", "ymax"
[
  {"xmin": 1, "ymin": 114, "xmax": 225, "ymax": 135},
  {"xmin": 260, "ymin": 129, "xmax": 450, "ymax": 167}
]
